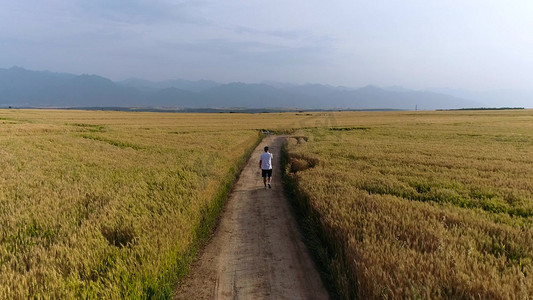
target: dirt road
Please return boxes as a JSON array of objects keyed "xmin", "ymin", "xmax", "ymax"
[{"xmin": 174, "ymin": 135, "xmax": 329, "ymax": 300}]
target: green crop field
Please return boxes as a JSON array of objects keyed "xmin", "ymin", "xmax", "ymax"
[
  {"xmin": 1, "ymin": 109, "xmax": 532, "ymax": 299},
  {"xmin": 283, "ymin": 109, "xmax": 533, "ymax": 299}
]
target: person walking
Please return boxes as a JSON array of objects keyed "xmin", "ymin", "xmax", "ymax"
[{"xmin": 259, "ymin": 146, "xmax": 273, "ymax": 189}]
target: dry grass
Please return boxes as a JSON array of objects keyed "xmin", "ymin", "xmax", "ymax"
[{"xmin": 283, "ymin": 110, "xmax": 533, "ymax": 299}]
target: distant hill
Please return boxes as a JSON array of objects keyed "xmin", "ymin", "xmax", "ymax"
[
  {"xmin": 120, "ymin": 78, "xmax": 220, "ymax": 92},
  {"xmin": 427, "ymin": 88, "xmax": 533, "ymax": 109},
  {"xmin": 0, "ymin": 67, "xmax": 146, "ymax": 107},
  {"xmin": 0, "ymin": 66, "xmax": 484, "ymax": 109}
]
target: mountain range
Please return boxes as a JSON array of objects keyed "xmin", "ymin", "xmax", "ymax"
[{"xmin": 1, "ymin": 66, "xmax": 529, "ymax": 110}]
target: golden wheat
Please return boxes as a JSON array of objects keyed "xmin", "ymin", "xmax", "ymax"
[
  {"xmin": 0, "ymin": 109, "xmax": 262, "ymax": 298},
  {"xmin": 2, "ymin": 108, "xmax": 532, "ymax": 298},
  {"xmin": 284, "ymin": 109, "xmax": 533, "ymax": 299}
]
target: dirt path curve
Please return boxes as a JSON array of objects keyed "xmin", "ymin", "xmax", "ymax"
[{"xmin": 174, "ymin": 135, "xmax": 329, "ymax": 300}]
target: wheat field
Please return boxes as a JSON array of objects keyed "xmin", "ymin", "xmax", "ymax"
[
  {"xmin": 0, "ymin": 109, "xmax": 270, "ymax": 298},
  {"xmin": 283, "ymin": 109, "xmax": 533, "ymax": 299},
  {"xmin": 2, "ymin": 109, "xmax": 532, "ymax": 298}
]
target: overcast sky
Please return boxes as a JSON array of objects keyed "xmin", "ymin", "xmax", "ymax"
[{"xmin": 1, "ymin": 1, "xmax": 532, "ymax": 90}]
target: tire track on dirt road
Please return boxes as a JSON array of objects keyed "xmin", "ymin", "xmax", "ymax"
[{"xmin": 174, "ymin": 135, "xmax": 329, "ymax": 299}]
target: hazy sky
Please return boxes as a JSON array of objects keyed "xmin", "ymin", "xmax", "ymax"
[{"xmin": 1, "ymin": 1, "xmax": 532, "ymax": 90}]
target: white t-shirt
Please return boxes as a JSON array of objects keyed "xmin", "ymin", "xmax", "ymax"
[{"xmin": 260, "ymin": 152, "xmax": 273, "ymax": 170}]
